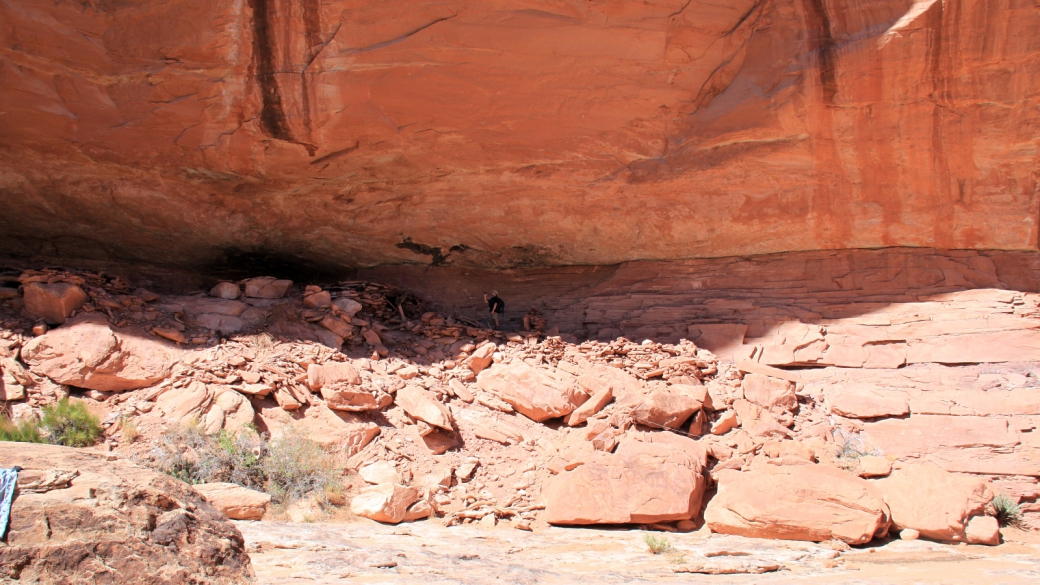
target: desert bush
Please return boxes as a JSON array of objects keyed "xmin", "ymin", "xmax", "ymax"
[
  {"xmin": 41, "ymin": 398, "xmax": 102, "ymax": 447},
  {"xmin": 152, "ymin": 423, "xmax": 339, "ymax": 505},
  {"xmin": 644, "ymin": 533, "xmax": 672, "ymax": 555},
  {"xmin": 832, "ymin": 428, "xmax": 881, "ymax": 470},
  {"xmin": 152, "ymin": 424, "xmax": 267, "ymax": 488},
  {"xmin": 263, "ymin": 426, "xmax": 341, "ymax": 505},
  {"xmin": 120, "ymin": 416, "xmax": 139, "ymax": 443},
  {"xmin": 0, "ymin": 416, "xmax": 45, "ymax": 443},
  {"xmin": 989, "ymin": 493, "xmax": 1023, "ymax": 528}
]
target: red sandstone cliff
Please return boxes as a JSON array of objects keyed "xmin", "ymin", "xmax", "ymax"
[{"xmin": 0, "ymin": 0, "xmax": 1037, "ymax": 269}]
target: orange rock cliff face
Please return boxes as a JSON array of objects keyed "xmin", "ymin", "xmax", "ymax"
[{"xmin": 0, "ymin": 0, "xmax": 1038, "ymax": 269}]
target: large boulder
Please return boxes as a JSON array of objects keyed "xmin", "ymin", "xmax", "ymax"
[
  {"xmin": 156, "ymin": 381, "xmax": 256, "ymax": 434},
  {"xmin": 740, "ymin": 373, "xmax": 797, "ymax": 413},
  {"xmin": 476, "ymin": 361, "xmax": 586, "ymax": 422},
  {"xmin": 243, "ymin": 277, "xmax": 292, "ymax": 299},
  {"xmin": 0, "ymin": 443, "xmax": 254, "ymax": 583},
  {"xmin": 705, "ymin": 464, "xmax": 890, "ymax": 544},
  {"xmin": 258, "ymin": 403, "xmax": 380, "ymax": 455},
  {"xmin": 873, "ymin": 463, "xmax": 994, "ymax": 543},
  {"xmin": 630, "ymin": 388, "xmax": 700, "ymax": 429},
  {"xmin": 544, "ymin": 432, "xmax": 708, "ymax": 525},
  {"xmin": 22, "ymin": 282, "xmax": 88, "ymax": 325},
  {"xmin": 350, "ymin": 484, "xmax": 420, "ymax": 524},
  {"xmin": 193, "ymin": 482, "xmax": 271, "ymax": 521},
  {"xmin": 396, "ymin": 385, "xmax": 454, "ymax": 430},
  {"xmin": 21, "ymin": 313, "xmax": 178, "ymax": 391}
]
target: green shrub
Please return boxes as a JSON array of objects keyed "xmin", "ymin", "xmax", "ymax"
[
  {"xmin": 644, "ymin": 533, "xmax": 672, "ymax": 555},
  {"xmin": 990, "ymin": 493, "xmax": 1023, "ymax": 528},
  {"xmin": 263, "ymin": 427, "xmax": 341, "ymax": 505},
  {"xmin": 41, "ymin": 399, "xmax": 102, "ymax": 447},
  {"xmin": 0, "ymin": 416, "xmax": 45, "ymax": 444}
]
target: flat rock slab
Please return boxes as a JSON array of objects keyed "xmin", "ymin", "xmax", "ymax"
[{"xmin": 235, "ymin": 521, "xmax": 1040, "ymax": 584}]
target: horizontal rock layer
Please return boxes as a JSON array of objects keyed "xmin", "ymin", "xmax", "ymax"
[{"xmin": 1, "ymin": 1, "xmax": 1038, "ymax": 269}]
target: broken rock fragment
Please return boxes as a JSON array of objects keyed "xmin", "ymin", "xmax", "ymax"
[
  {"xmin": 243, "ymin": 277, "xmax": 292, "ymax": 299},
  {"xmin": 193, "ymin": 482, "xmax": 271, "ymax": 520},
  {"xmin": 22, "ymin": 282, "xmax": 88, "ymax": 325},
  {"xmin": 209, "ymin": 282, "xmax": 241, "ymax": 300},
  {"xmin": 873, "ymin": 463, "xmax": 993, "ymax": 543},
  {"xmin": 704, "ymin": 464, "xmax": 890, "ymax": 544},
  {"xmin": 350, "ymin": 484, "xmax": 420, "ymax": 524},
  {"xmin": 476, "ymin": 361, "xmax": 585, "ymax": 422},
  {"xmin": 396, "ymin": 385, "xmax": 453, "ymax": 430},
  {"xmin": 630, "ymin": 388, "xmax": 700, "ymax": 429},
  {"xmin": 545, "ymin": 433, "xmax": 708, "ymax": 525},
  {"xmin": 740, "ymin": 373, "xmax": 797, "ymax": 413}
]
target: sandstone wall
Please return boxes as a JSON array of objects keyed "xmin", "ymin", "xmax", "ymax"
[{"xmin": 1, "ymin": 0, "xmax": 1037, "ymax": 269}]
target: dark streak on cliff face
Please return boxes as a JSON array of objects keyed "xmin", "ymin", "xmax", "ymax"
[
  {"xmin": 248, "ymin": 0, "xmax": 295, "ymax": 143},
  {"xmin": 802, "ymin": 0, "xmax": 838, "ymax": 103},
  {"xmin": 300, "ymin": 0, "xmax": 323, "ymax": 135}
]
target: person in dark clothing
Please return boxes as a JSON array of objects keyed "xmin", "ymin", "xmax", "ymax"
[{"xmin": 484, "ymin": 290, "xmax": 504, "ymax": 329}]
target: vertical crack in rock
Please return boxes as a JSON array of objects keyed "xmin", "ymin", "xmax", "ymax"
[
  {"xmin": 248, "ymin": 0, "xmax": 295, "ymax": 143},
  {"xmin": 802, "ymin": 0, "xmax": 838, "ymax": 103}
]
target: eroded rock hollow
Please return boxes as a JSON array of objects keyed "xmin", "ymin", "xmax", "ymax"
[{"xmin": 1, "ymin": 0, "xmax": 1038, "ymax": 270}]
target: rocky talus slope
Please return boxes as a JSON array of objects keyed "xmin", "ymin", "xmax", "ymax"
[
  {"xmin": 1, "ymin": 254, "xmax": 1037, "ymax": 545},
  {"xmin": 1, "ymin": 1, "xmax": 1038, "ymax": 269}
]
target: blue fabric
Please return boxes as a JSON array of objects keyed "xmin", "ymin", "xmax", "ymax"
[{"xmin": 0, "ymin": 468, "xmax": 18, "ymax": 539}]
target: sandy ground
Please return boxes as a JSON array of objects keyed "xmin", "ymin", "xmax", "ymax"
[{"xmin": 236, "ymin": 520, "xmax": 1040, "ymax": 584}]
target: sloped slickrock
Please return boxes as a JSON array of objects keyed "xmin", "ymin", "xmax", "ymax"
[
  {"xmin": 630, "ymin": 389, "xmax": 700, "ymax": 429},
  {"xmin": 545, "ymin": 432, "xmax": 708, "ymax": 525},
  {"xmin": 21, "ymin": 313, "xmax": 178, "ymax": 391},
  {"xmin": 193, "ymin": 482, "xmax": 271, "ymax": 521},
  {"xmin": 828, "ymin": 385, "xmax": 910, "ymax": 419},
  {"xmin": 22, "ymin": 282, "xmax": 88, "ymax": 325},
  {"xmin": 740, "ymin": 373, "xmax": 796, "ymax": 413},
  {"xmin": 396, "ymin": 385, "xmax": 453, "ymax": 430},
  {"xmin": 350, "ymin": 484, "xmax": 420, "ymax": 524},
  {"xmin": 0, "ymin": 443, "xmax": 254, "ymax": 583},
  {"xmin": 705, "ymin": 465, "xmax": 890, "ymax": 544},
  {"xmin": 476, "ymin": 362, "xmax": 585, "ymax": 422},
  {"xmin": 873, "ymin": 463, "xmax": 993, "ymax": 543}
]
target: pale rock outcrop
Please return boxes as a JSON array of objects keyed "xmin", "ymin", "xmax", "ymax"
[
  {"xmin": 544, "ymin": 433, "xmax": 708, "ymax": 525},
  {"xmin": 350, "ymin": 484, "xmax": 421, "ymax": 524},
  {"xmin": 156, "ymin": 382, "xmax": 256, "ymax": 434},
  {"xmin": 22, "ymin": 282, "xmax": 88, "ymax": 325},
  {"xmin": 705, "ymin": 465, "xmax": 890, "ymax": 544},
  {"xmin": 0, "ymin": 443, "xmax": 253, "ymax": 583},
  {"xmin": 193, "ymin": 482, "xmax": 271, "ymax": 521},
  {"xmin": 21, "ymin": 313, "xmax": 178, "ymax": 391},
  {"xmin": 477, "ymin": 361, "xmax": 586, "ymax": 422},
  {"xmin": 873, "ymin": 463, "xmax": 994, "ymax": 543},
  {"xmin": 396, "ymin": 385, "xmax": 453, "ymax": 430}
]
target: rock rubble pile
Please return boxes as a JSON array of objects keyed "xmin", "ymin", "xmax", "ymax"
[{"xmin": 0, "ymin": 266, "xmax": 1035, "ymax": 547}]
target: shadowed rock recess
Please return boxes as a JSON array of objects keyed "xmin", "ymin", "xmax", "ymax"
[{"xmin": 1, "ymin": 0, "xmax": 1039, "ymax": 582}]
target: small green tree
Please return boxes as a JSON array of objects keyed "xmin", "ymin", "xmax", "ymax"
[{"xmin": 41, "ymin": 398, "xmax": 102, "ymax": 447}]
